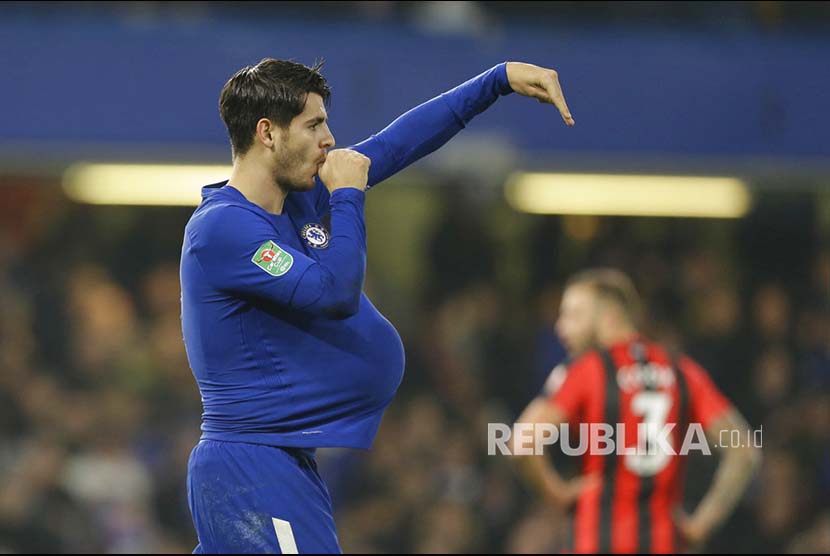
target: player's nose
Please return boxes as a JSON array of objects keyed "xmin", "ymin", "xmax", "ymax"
[{"xmin": 322, "ymin": 128, "xmax": 335, "ymax": 149}]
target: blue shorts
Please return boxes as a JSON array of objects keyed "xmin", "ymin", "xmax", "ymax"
[{"xmin": 187, "ymin": 440, "xmax": 341, "ymax": 554}]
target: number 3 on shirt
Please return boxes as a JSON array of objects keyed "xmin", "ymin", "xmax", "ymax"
[{"xmin": 625, "ymin": 391, "xmax": 672, "ymax": 477}]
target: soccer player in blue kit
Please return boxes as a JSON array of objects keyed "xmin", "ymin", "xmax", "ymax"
[{"xmin": 180, "ymin": 58, "xmax": 574, "ymax": 553}]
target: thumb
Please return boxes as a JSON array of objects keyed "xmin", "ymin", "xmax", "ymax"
[
  {"xmin": 574, "ymin": 473, "xmax": 602, "ymax": 493},
  {"xmin": 672, "ymin": 508, "xmax": 690, "ymax": 526}
]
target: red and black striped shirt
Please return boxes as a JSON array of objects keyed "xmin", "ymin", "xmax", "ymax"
[{"xmin": 548, "ymin": 339, "xmax": 731, "ymax": 554}]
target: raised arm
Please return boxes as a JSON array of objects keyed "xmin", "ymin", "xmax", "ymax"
[{"xmin": 350, "ymin": 61, "xmax": 574, "ymax": 189}]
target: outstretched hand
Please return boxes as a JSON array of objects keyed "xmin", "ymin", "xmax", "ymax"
[{"xmin": 506, "ymin": 62, "xmax": 575, "ymax": 126}]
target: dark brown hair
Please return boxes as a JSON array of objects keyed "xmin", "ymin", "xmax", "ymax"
[{"xmin": 219, "ymin": 58, "xmax": 330, "ymax": 157}]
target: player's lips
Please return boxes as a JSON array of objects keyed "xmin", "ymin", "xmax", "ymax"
[{"xmin": 313, "ymin": 156, "xmax": 326, "ymax": 177}]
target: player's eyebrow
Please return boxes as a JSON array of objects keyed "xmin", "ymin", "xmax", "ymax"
[{"xmin": 306, "ymin": 116, "xmax": 327, "ymax": 126}]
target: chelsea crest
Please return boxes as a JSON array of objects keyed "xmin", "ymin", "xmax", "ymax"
[{"xmin": 300, "ymin": 223, "xmax": 330, "ymax": 249}]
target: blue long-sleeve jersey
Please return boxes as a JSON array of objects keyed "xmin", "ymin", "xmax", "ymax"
[{"xmin": 180, "ymin": 63, "xmax": 513, "ymax": 449}]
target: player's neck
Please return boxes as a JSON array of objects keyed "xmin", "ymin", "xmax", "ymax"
[
  {"xmin": 228, "ymin": 158, "xmax": 287, "ymax": 215},
  {"xmin": 600, "ymin": 326, "xmax": 639, "ymax": 349}
]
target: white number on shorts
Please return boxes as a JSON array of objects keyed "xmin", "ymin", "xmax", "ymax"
[{"xmin": 272, "ymin": 517, "xmax": 298, "ymax": 554}]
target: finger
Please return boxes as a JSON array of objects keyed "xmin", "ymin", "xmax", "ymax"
[
  {"xmin": 545, "ymin": 73, "xmax": 574, "ymax": 126},
  {"xmin": 575, "ymin": 473, "xmax": 602, "ymax": 492},
  {"xmin": 672, "ymin": 508, "xmax": 688, "ymax": 525}
]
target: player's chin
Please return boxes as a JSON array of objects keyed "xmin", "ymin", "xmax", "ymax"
[
  {"xmin": 306, "ymin": 168, "xmax": 322, "ymax": 187},
  {"xmin": 285, "ymin": 177, "xmax": 316, "ymax": 193},
  {"xmin": 297, "ymin": 175, "xmax": 317, "ymax": 191}
]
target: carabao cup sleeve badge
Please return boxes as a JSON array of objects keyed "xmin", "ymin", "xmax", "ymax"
[{"xmin": 252, "ymin": 241, "xmax": 294, "ymax": 276}]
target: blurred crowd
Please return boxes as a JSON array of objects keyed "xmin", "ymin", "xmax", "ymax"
[
  {"xmin": 0, "ymin": 183, "xmax": 827, "ymax": 553},
  {"xmin": 30, "ymin": 1, "xmax": 830, "ymax": 34}
]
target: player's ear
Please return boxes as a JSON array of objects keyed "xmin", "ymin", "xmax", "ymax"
[
  {"xmin": 596, "ymin": 303, "xmax": 614, "ymax": 333},
  {"xmin": 255, "ymin": 118, "xmax": 277, "ymax": 149}
]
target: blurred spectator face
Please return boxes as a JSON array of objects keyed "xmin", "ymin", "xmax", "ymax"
[
  {"xmin": 753, "ymin": 284, "xmax": 791, "ymax": 340},
  {"xmin": 141, "ymin": 263, "xmax": 181, "ymax": 318},
  {"xmin": 556, "ymin": 283, "xmax": 599, "ymax": 356},
  {"xmin": 753, "ymin": 346, "xmax": 793, "ymax": 407},
  {"xmin": 700, "ymin": 285, "xmax": 741, "ymax": 336},
  {"xmin": 67, "ymin": 265, "xmax": 138, "ymax": 373}
]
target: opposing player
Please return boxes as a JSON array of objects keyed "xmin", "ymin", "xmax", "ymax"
[{"xmin": 513, "ymin": 269, "xmax": 760, "ymax": 553}]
